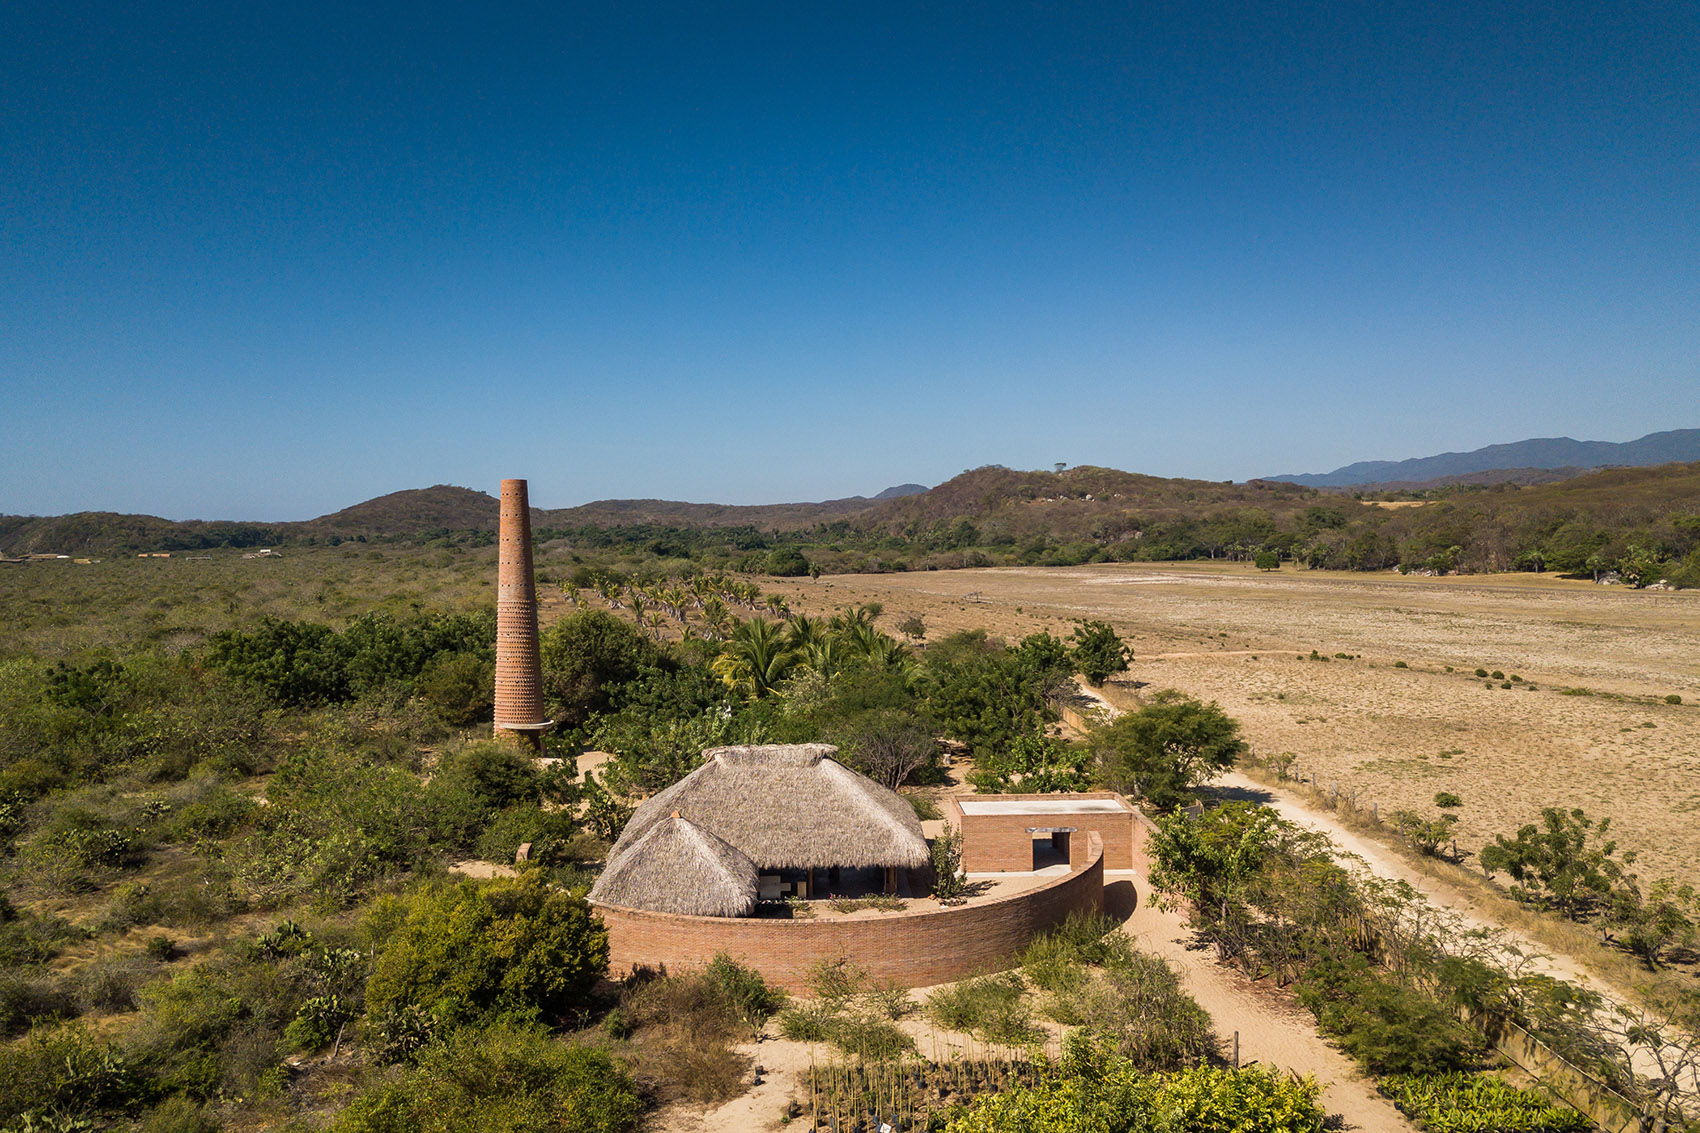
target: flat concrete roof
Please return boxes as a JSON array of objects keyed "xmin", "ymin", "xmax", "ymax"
[{"xmin": 958, "ymin": 799, "xmax": 1127, "ymax": 816}]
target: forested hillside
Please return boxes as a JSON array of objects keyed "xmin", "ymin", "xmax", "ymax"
[{"xmin": 6, "ymin": 463, "xmax": 1699, "ymax": 588}]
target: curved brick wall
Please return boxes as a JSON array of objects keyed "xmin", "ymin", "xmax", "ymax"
[{"xmin": 594, "ymin": 834, "xmax": 1105, "ymax": 990}]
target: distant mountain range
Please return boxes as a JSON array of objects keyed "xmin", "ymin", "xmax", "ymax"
[
  {"xmin": 0, "ymin": 483, "xmax": 934, "ymax": 555},
  {"xmin": 1266, "ymin": 429, "xmax": 1700, "ymax": 488},
  {"xmin": 5, "ymin": 463, "xmax": 1698, "ymax": 583}
]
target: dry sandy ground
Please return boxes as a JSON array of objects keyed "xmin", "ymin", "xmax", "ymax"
[{"xmin": 772, "ymin": 564, "xmax": 1700, "ymax": 883}]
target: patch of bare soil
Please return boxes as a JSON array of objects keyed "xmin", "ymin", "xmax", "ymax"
[{"xmin": 771, "ymin": 564, "xmax": 1700, "ymax": 882}]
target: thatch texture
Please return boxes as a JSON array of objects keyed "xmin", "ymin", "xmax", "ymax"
[
  {"xmin": 588, "ymin": 814, "xmax": 758, "ymax": 917},
  {"xmin": 611, "ymin": 743, "xmax": 929, "ymax": 874}
]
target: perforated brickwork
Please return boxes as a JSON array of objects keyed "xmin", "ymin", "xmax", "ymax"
[{"xmin": 494, "ymin": 478, "xmax": 547, "ymax": 736}]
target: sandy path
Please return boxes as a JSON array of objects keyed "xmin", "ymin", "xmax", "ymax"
[
  {"xmin": 1114, "ymin": 874, "xmax": 1413, "ymax": 1133},
  {"xmin": 1211, "ymin": 772, "xmax": 1611, "ymax": 992}
]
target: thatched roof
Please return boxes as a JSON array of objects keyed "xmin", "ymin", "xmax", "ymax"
[
  {"xmin": 613, "ymin": 743, "xmax": 930, "ymax": 873},
  {"xmin": 588, "ymin": 813, "xmax": 758, "ymax": 917}
]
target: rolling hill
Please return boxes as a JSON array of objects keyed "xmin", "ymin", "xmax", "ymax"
[{"xmin": 1267, "ymin": 428, "xmax": 1700, "ymax": 488}]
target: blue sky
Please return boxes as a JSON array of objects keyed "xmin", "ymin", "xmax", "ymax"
[{"xmin": 3, "ymin": 2, "xmax": 1695, "ymax": 519}]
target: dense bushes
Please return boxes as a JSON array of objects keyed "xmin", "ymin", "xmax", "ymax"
[
  {"xmin": 1381, "ymin": 1073, "xmax": 1589, "ymax": 1133},
  {"xmin": 946, "ymin": 1039, "xmax": 1324, "ymax": 1133},
  {"xmin": 1295, "ymin": 954, "xmax": 1484, "ymax": 1074},
  {"xmin": 208, "ymin": 611, "xmax": 496, "ymax": 709},
  {"xmin": 331, "ymin": 1024, "xmax": 641, "ymax": 1133},
  {"xmin": 363, "ymin": 873, "xmax": 608, "ymax": 1029}
]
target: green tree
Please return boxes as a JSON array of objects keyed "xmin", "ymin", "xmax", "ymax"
[
  {"xmin": 922, "ymin": 631, "xmax": 1067, "ymax": 760},
  {"xmin": 416, "ymin": 652, "xmax": 495, "ymax": 725},
  {"xmin": 1254, "ymin": 549, "xmax": 1280, "ymax": 571},
  {"xmin": 1607, "ymin": 878, "xmax": 1698, "ymax": 970},
  {"xmin": 538, "ymin": 610, "xmax": 662, "ymax": 729},
  {"xmin": 764, "ymin": 547, "xmax": 810, "ymax": 577},
  {"xmin": 709, "ymin": 617, "xmax": 798, "ymax": 698},
  {"xmin": 1091, "ymin": 691, "xmax": 1246, "ymax": 809},
  {"xmin": 1068, "ymin": 619, "xmax": 1131, "ymax": 687},
  {"xmin": 206, "ymin": 617, "xmax": 351, "ymax": 706},
  {"xmin": 1479, "ymin": 807, "xmax": 1635, "ymax": 919}
]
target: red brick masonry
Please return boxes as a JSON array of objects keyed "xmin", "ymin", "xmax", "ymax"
[
  {"xmin": 594, "ymin": 834, "xmax": 1105, "ymax": 990},
  {"xmin": 951, "ymin": 793, "xmax": 1138, "ymax": 873}
]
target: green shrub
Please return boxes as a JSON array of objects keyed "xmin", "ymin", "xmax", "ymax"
[
  {"xmin": 74, "ymin": 955, "xmax": 157, "ymax": 1012},
  {"xmin": 0, "ymin": 899, "xmax": 84, "ymax": 966},
  {"xmin": 1296, "ymin": 955, "xmax": 1483, "ymax": 1074},
  {"xmin": 1069, "ymin": 953, "xmax": 1216, "ymax": 1070},
  {"xmin": 924, "ymin": 973, "xmax": 1039, "ymax": 1044},
  {"xmin": 702, "ymin": 953, "xmax": 786, "ymax": 1029},
  {"xmin": 363, "ymin": 873, "xmax": 608, "ymax": 1030},
  {"xmin": 139, "ymin": 1094, "xmax": 221, "ymax": 1133},
  {"xmin": 1394, "ymin": 660, "xmax": 1409, "ymax": 668},
  {"xmin": 807, "ymin": 957, "xmax": 866, "ymax": 1007},
  {"xmin": 0, "ymin": 968, "xmax": 77, "ymax": 1036},
  {"xmin": 225, "ymin": 751, "xmax": 436, "ymax": 908},
  {"xmin": 1667, "ymin": 694, "xmax": 1683, "ymax": 705},
  {"xmin": 432, "ymin": 742, "xmax": 539, "ymax": 811},
  {"xmin": 863, "ymin": 978, "xmax": 915, "ymax": 1020},
  {"xmin": 474, "ymin": 805, "xmax": 582, "ymax": 865},
  {"xmin": 823, "ymin": 1011, "xmax": 915, "ymax": 1058},
  {"xmin": 1434, "ymin": 792, "xmax": 1463, "ymax": 809},
  {"xmin": 1475, "ymin": 668, "xmax": 1488, "ymax": 677},
  {"xmin": 1381, "ymin": 1072, "xmax": 1589, "ymax": 1133},
  {"xmin": 99, "ymin": 873, "xmax": 237, "ymax": 932},
  {"xmin": 907, "ymin": 794, "xmax": 943, "ymax": 821},
  {"xmin": 330, "ymin": 1024, "xmax": 640, "ymax": 1133},
  {"xmin": 0, "ymin": 1020, "xmax": 146, "ymax": 1126},
  {"xmin": 778, "ymin": 1003, "xmax": 833, "ymax": 1041},
  {"xmin": 946, "ymin": 1044, "xmax": 1322, "ymax": 1133},
  {"xmin": 416, "ymin": 651, "xmax": 495, "ymax": 725},
  {"xmin": 156, "ymin": 782, "xmax": 257, "ymax": 842}
]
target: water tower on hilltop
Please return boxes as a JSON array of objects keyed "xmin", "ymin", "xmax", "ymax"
[{"xmin": 493, "ymin": 478, "xmax": 553, "ymax": 749}]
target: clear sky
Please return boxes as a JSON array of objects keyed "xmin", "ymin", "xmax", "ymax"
[{"xmin": 3, "ymin": 2, "xmax": 1695, "ymax": 520}]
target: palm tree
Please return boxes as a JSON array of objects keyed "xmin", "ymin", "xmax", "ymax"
[
  {"xmin": 701, "ymin": 596, "xmax": 732, "ymax": 641},
  {"xmin": 799, "ymin": 635, "xmax": 847, "ymax": 682},
  {"xmin": 710, "ymin": 618, "xmax": 798, "ymax": 698},
  {"xmin": 765, "ymin": 593, "xmax": 789, "ymax": 618},
  {"xmin": 785, "ymin": 613, "xmax": 826, "ymax": 650},
  {"xmin": 660, "ymin": 586, "xmax": 691, "ymax": 622},
  {"xmin": 830, "ymin": 603, "xmax": 882, "ymax": 633}
]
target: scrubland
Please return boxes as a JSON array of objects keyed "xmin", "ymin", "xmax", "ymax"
[{"xmin": 773, "ymin": 563, "xmax": 1700, "ymax": 882}]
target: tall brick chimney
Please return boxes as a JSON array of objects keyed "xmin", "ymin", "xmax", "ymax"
[{"xmin": 493, "ymin": 478, "xmax": 551, "ymax": 748}]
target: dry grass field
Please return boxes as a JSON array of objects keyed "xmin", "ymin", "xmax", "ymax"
[{"xmin": 772, "ymin": 563, "xmax": 1700, "ymax": 884}]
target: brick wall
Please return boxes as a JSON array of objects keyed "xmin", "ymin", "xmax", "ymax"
[
  {"xmin": 1128, "ymin": 810, "xmax": 1159, "ymax": 875},
  {"xmin": 595, "ymin": 834, "xmax": 1105, "ymax": 990},
  {"xmin": 950, "ymin": 793, "xmax": 1137, "ymax": 873}
]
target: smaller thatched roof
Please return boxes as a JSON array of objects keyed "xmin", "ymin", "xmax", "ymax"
[{"xmin": 589, "ymin": 813, "xmax": 758, "ymax": 918}]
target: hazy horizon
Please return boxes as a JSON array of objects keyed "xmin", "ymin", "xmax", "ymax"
[{"xmin": 4, "ymin": 4, "xmax": 1695, "ymax": 519}]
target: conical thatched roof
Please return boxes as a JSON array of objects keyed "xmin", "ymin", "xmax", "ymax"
[
  {"xmin": 588, "ymin": 813, "xmax": 758, "ymax": 917},
  {"xmin": 611, "ymin": 743, "xmax": 929, "ymax": 873}
]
